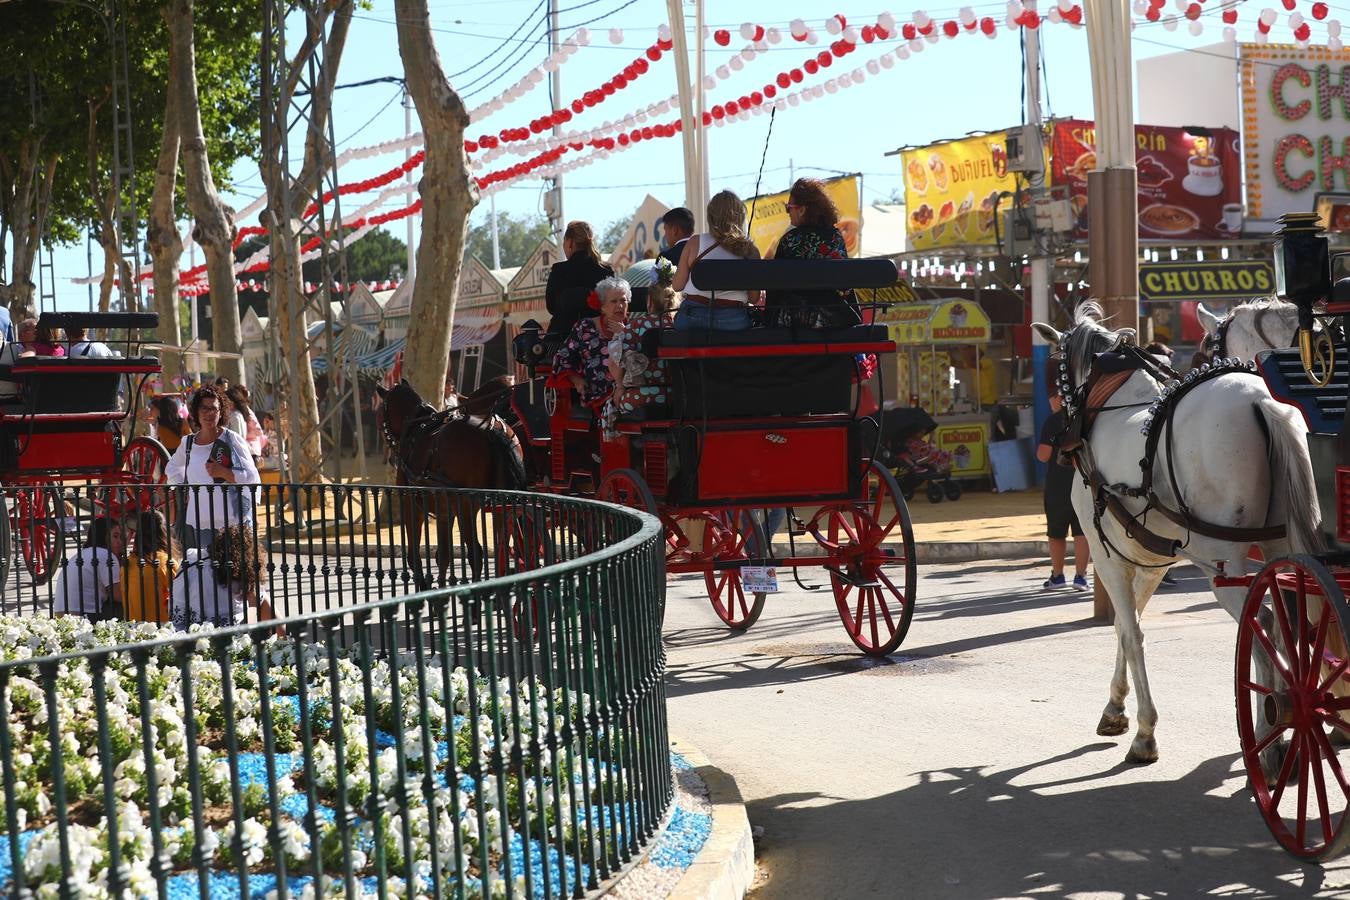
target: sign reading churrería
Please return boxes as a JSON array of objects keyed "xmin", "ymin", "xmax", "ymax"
[{"xmin": 1138, "ymin": 260, "xmax": 1275, "ymax": 303}]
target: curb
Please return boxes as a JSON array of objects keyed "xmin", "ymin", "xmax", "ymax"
[
  {"xmin": 665, "ymin": 736, "xmax": 756, "ymax": 900},
  {"xmin": 913, "ymin": 539, "xmax": 1049, "ymax": 563}
]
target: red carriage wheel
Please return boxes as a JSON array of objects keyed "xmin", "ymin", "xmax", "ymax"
[
  {"xmin": 15, "ymin": 487, "xmax": 64, "ymax": 586},
  {"xmin": 495, "ymin": 509, "xmax": 556, "ymax": 642},
  {"xmin": 598, "ymin": 468, "xmax": 659, "ymax": 516},
  {"xmin": 0, "ymin": 492, "xmax": 10, "ymax": 594},
  {"xmin": 110, "ymin": 436, "xmax": 171, "ymax": 518},
  {"xmin": 819, "ymin": 461, "xmax": 917, "ymax": 656},
  {"xmin": 701, "ymin": 511, "xmax": 768, "ymax": 631},
  {"xmin": 1237, "ymin": 556, "xmax": 1350, "ymax": 861}
]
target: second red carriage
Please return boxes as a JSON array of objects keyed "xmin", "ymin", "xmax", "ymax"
[{"xmin": 507, "ymin": 258, "xmax": 919, "ymax": 656}]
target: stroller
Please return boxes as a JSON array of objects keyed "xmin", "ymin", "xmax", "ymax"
[{"xmin": 875, "ymin": 407, "xmax": 963, "ymax": 503}]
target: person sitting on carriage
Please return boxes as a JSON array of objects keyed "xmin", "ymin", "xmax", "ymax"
[
  {"xmin": 672, "ymin": 190, "xmax": 760, "ymax": 332},
  {"xmin": 763, "ymin": 178, "xmax": 862, "ymax": 329},
  {"xmin": 549, "ymin": 276, "xmax": 630, "ymax": 413},
  {"xmin": 17, "ymin": 318, "xmax": 65, "ymax": 357},
  {"xmin": 545, "ymin": 220, "xmax": 615, "ymax": 336},
  {"xmin": 601, "ymin": 273, "xmax": 678, "ymax": 437}
]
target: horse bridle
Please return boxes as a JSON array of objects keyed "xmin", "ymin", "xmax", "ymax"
[{"xmin": 1195, "ymin": 306, "xmax": 1296, "ymax": 367}]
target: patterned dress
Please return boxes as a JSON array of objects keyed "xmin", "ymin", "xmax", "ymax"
[
  {"xmin": 611, "ymin": 313, "xmax": 674, "ymax": 415},
  {"xmin": 551, "ymin": 316, "xmax": 616, "ymax": 406},
  {"xmin": 774, "ymin": 225, "xmax": 847, "ymax": 261}
]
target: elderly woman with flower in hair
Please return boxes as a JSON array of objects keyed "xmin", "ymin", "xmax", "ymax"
[
  {"xmin": 601, "ymin": 260, "xmax": 679, "ymax": 436},
  {"xmin": 550, "ymin": 276, "xmax": 631, "ymax": 409}
]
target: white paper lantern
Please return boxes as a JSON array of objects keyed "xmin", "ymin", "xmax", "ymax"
[
  {"xmin": 1290, "ymin": 12, "xmax": 1305, "ymax": 28},
  {"xmin": 658, "ymin": 24, "xmax": 672, "ymax": 41},
  {"xmin": 1330, "ymin": 19, "xmax": 1343, "ymax": 36},
  {"xmin": 1222, "ymin": 24, "xmax": 1238, "ymax": 40},
  {"xmin": 825, "ymin": 79, "xmax": 839, "ymax": 93},
  {"xmin": 716, "ymin": 65, "xmax": 730, "ymax": 80},
  {"xmin": 807, "ymin": 31, "xmax": 818, "ymax": 44},
  {"xmin": 1255, "ymin": 28, "xmax": 1270, "ymax": 41},
  {"xmin": 881, "ymin": 50, "xmax": 897, "ymax": 66},
  {"xmin": 1163, "ymin": 15, "xmax": 1178, "ymax": 29},
  {"xmin": 867, "ymin": 59, "xmax": 881, "ymax": 74},
  {"xmin": 960, "ymin": 6, "xmax": 977, "ymax": 24},
  {"xmin": 1133, "ymin": 0, "xmax": 1148, "ymax": 15},
  {"xmin": 787, "ymin": 93, "xmax": 801, "ymax": 107},
  {"xmin": 576, "ymin": 27, "xmax": 590, "ymax": 45},
  {"xmin": 608, "ymin": 28, "xmax": 623, "ymax": 44},
  {"xmin": 741, "ymin": 48, "xmax": 756, "ymax": 61},
  {"xmin": 1331, "ymin": 35, "xmax": 1344, "ymax": 50},
  {"xmin": 1048, "ymin": 8, "xmax": 1063, "ymax": 23},
  {"xmin": 740, "ymin": 22, "xmax": 757, "ymax": 40},
  {"xmin": 729, "ymin": 56, "xmax": 744, "ymax": 71},
  {"xmin": 766, "ymin": 27, "xmax": 782, "ymax": 44},
  {"xmin": 790, "ymin": 18, "xmax": 808, "ymax": 38},
  {"xmin": 1189, "ymin": 19, "xmax": 1203, "ymax": 34},
  {"xmin": 826, "ymin": 15, "xmax": 844, "ymax": 34},
  {"xmin": 703, "ymin": 75, "xmax": 716, "ymax": 90},
  {"xmin": 1259, "ymin": 7, "xmax": 1278, "ymax": 25}
]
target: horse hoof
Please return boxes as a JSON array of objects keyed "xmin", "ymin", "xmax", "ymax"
[
  {"xmin": 1096, "ymin": 712, "xmax": 1130, "ymax": 736},
  {"xmin": 1126, "ymin": 738, "xmax": 1159, "ymax": 765}
]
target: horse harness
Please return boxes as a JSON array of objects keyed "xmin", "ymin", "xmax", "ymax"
[
  {"xmin": 383, "ymin": 401, "xmax": 520, "ymax": 487},
  {"xmin": 1055, "ymin": 342, "xmax": 1286, "ymax": 562},
  {"xmin": 1193, "ymin": 306, "xmax": 1287, "ymax": 369}
]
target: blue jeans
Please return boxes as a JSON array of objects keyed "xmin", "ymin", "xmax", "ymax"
[{"xmin": 673, "ymin": 303, "xmax": 751, "ymax": 332}]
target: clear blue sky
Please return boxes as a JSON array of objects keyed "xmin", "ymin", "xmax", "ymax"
[{"xmin": 47, "ymin": 0, "xmax": 1228, "ymax": 309}]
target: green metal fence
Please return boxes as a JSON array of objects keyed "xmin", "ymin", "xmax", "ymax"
[{"xmin": 0, "ymin": 483, "xmax": 669, "ymax": 898}]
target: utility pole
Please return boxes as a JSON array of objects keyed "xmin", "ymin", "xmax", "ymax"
[
  {"xmin": 403, "ymin": 86, "xmax": 416, "ymax": 284},
  {"xmin": 547, "ymin": 0, "xmax": 565, "ymax": 247},
  {"xmin": 666, "ymin": 0, "xmax": 701, "ymax": 216},
  {"xmin": 695, "ymin": 0, "xmax": 709, "ymax": 217},
  {"xmin": 1086, "ymin": 0, "xmax": 1140, "ymax": 621},
  {"xmin": 490, "ymin": 193, "xmax": 501, "ymax": 269},
  {"xmin": 1024, "ymin": 0, "xmax": 1051, "ymax": 460}
]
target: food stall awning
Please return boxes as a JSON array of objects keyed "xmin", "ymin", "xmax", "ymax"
[
  {"xmin": 876, "ymin": 299, "xmax": 992, "ymax": 344},
  {"xmin": 450, "ymin": 316, "xmax": 503, "ymax": 351}
]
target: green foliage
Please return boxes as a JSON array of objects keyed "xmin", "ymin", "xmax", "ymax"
[
  {"xmin": 600, "ymin": 216, "xmax": 631, "ymax": 251},
  {"xmin": 344, "ymin": 227, "xmax": 408, "ymax": 282},
  {"xmin": 463, "ymin": 211, "xmax": 552, "ymax": 270},
  {"xmin": 0, "ymin": 1, "xmax": 259, "ymax": 262}
]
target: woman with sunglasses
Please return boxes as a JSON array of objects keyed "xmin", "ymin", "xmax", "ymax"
[{"xmin": 164, "ymin": 384, "xmax": 260, "ymax": 552}]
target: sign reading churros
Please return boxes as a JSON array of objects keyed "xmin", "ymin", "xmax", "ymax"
[{"xmin": 901, "ymin": 133, "xmax": 1022, "ymax": 250}]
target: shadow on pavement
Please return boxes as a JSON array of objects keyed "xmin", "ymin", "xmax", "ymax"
[{"xmin": 748, "ymin": 747, "xmax": 1332, "ymax": 899}]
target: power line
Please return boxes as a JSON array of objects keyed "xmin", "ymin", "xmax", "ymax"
[
  {"xmin": 450, "ymin": 0, "xmax": 547, "ymax": 78},
  {"xmin": 337, "ymin": 86, "xmax": 404, "ymax": 146}
]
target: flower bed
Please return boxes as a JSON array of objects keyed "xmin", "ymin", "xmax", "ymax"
[{"xmin": 0, "ymin": 616, "xmax": 643, "ymax": 898}]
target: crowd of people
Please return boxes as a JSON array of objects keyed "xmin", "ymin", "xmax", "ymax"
[{"xmin": 549, "ymin": 177, "xmax": 860, "ymax": 422}]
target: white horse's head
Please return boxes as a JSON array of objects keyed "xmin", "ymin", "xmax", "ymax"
[
  {"xmin": 1032, "ymin": 301, "xmax": 1138, "ymax": 392},
  {"xmin": 1197, "ymin": 297, "xmax": 1300, "ymax": 363}
]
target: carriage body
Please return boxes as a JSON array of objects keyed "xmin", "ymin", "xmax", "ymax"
[
  {"xmin": 508, "ymin": 259, "xmax": 920, "ymax": 656},
  {"xmin": 0, "ymin": 312, "xmax": 171, "ymax": 590}
]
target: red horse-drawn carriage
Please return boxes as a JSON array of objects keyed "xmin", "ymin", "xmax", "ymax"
[
  {"xmin": 0, "ymin": 312, "xmax": 169, "ymax": 591},
  {"xmin": 507, "ymin": 259, "xmax": 918, "ymax": 656}
]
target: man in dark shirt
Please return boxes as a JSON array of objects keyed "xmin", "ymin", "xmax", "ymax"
[
  {"xmin": 1037, "ymin": 392, "xmax": 1091, "ymax": 590},
  {"xmin": 658, "ymin": 207, "xmax": 695, "ymax": 267}
]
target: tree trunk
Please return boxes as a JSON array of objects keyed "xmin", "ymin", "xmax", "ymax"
[
  {"xmin": 259, "ymin": 1, "xmax": 353, "ymax": 483},
  {"xmin": 394, "ymin": 0, "xmax": 479, "ymax": 407},
  {"xmin": 0, "ymin": 136, "xmax": 49, "ymax": 323},
  {"xmin": 146, "ymin": 27, "xmax": 184, "ymax": 376},
  {"xmin": 169, "ymin": 0, "xmax": 243, "ymax": 385}
]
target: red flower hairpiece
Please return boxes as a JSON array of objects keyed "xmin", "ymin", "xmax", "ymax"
[{"xmin": 586, "ymin": 290, "xmax": 601, "ymax": 311}]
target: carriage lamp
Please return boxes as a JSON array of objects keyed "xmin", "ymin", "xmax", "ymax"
[{"xmin": 1274, "ymin": 212, "xmax": 1335, "ymax": 385}]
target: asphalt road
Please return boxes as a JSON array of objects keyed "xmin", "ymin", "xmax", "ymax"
[{"xmin": 663, "ymin": 560, "xmax": 1350, "ymax": 899}]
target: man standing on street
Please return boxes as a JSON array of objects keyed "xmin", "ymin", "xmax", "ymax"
[{"xmin": 659, "ymin": 207, "xmax": 695, "ymax": 267}]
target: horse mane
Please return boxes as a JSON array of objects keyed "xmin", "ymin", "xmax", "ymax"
[{"xmin": 1065, "ymin": 301, "xmax": 1133, "ymax": 385}]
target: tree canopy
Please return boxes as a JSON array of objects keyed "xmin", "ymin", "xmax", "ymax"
[
  {"xmin": 463, "ymin": 211, "xmax": 551, "ymax": 271},
  {"xmin": 0, "ymin": 1, "xmax": 258, "ymax": 275}
]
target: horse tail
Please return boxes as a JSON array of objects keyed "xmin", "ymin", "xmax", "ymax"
[
  {"xmin": 490, "ymin": 421, "xmax": 528, "ymax": 491},
  {"xmin": 1259, "ymin": 398, "xmax": 1323, "ymax": 554}
]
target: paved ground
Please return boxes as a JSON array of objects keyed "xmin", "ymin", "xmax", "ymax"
[{"xmin": 663, "ymin": 559, "xmax": 1350, "ymax": 899}]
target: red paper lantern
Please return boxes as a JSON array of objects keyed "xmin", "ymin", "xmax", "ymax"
[
  {"xmin": 1282, "ymin": 0, "xmax": 1296, "ymax": 9},
  {"xmin": 1063, "ymin": 6, "xmax": 1082, "ymax": 23},
  {"xmin": 702, "ymin": 111, "xmax": 713, "ymax": 125},
  {"xmin": 875, "ymin": 25, "xmax": 891, "ymax": 39},
  {"xmin": 777, "ymin": 72, "xmax": 792, "ymax": 87},
  {"xmin": 764, "ymin": 84, "xmax": 777, "ymax": 98},
  {"xmin": 861, "ymin": 24, "xmax": 876, "ymax": 42},
  {"xmin": 1313, "ymin": 2, "xmax": 1330, "ymax": 18},
  {"xmin": 980, "ymin": 16, "xmax": 997, "ymax": 33},
  {"xmin": 942, "ymin": 20, "xmax": 960, "ymax": 36},
  {"xmin": 646, "ymin": 45, "xmax": 662, "ymax": 61},
  {"xmin": 790, "ymin": 68, "xmax": 804, "ymax": 82},
  {"xmin": 618, "ymin": 133, "xmax": 630, "ymax": 146},
  {"xmin": 711, "ymin": 104, "xmax": 725, "ymax": 119},
  {"xmin": 641, "ymin": 126, "xmax": 653, "ymax": 139},
  {"xmin": 903, "ymin": 23, "xmax": 918, "ymax": 39},
  {"xmin": 726, "ymin": 100, "xmax": 740, "ymax": 115},
  {"xmin": 673, "ymin": 120, "xmax": 683, "ymax": 132},
  {"xmin": 601, "ymin": 82, "xmax": 615, "ymax": 96},
  {"xmin": 1185, "ymin": 4, "xmax": 1201, "ymax": 19},
  {"xmin": 714, "ymin": 29, "xmax": 731, "ymax": 46},
  {"xmin": 1256, "ymin": 17, "xmax": 1270, "ymax": 30},
  {"xmin": 1295, "ymin": 21, "xmax": 1311, "ymax": 38},
  {"xmin": 657, "ymin": 37, "xmax": 673, "ymax": 50},
  {"xmin": 750, "ymin": 90, "xmax": 763, "ymax": 105},
  {"xmin": 634, "ymin": 58, "xmax": 649, "ymax": 74},
  {"xmin": 918, "ymin": 21, "xmax": 934, "ymax": 34},
  {"xmin": 804, "ymin": 59, "xmax": 819, "ymax": 74}
]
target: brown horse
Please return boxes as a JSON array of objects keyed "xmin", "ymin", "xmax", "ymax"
[{"xmin": 376, "ymin": 378, "xmax": 527, "ymax": 590}]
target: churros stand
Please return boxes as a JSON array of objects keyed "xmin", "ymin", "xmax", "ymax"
[{"xmin": 881, "ymin": 298, "xmax": 993, "ymax": 479}]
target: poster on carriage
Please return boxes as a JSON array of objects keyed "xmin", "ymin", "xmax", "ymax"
[
  {"xmin": 902, "ymin": 132, "xmax": 1021, "ymax": 250},
  {"xmin": 744, "ymin": 174, "xmax": 862, "ymax": 258}
]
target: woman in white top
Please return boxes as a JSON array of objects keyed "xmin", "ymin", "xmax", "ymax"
[
  {"xmin": 53, "ymin": 518, "xmax": 124, "ymax": 619},
  {"xmin": 672, "ymin": 189, "xmax": 762, "ymax": 332},
  {"xmin": 170, "ymin": 524, "xmax": 275, "ymax": 629},
  {"xmin": 164, "ymin": 385, "xmax": 260, "ymax": 552}
]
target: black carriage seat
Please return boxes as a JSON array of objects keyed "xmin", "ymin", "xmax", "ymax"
[
  {"xmin": 658, "ymin": 324, "xmax": 893, "ymax": 419},
  {"xmin": 1258, "ymin": 346, "xmax": 1349, "ymax": 434},
  {"xmin": 7, "ymin": 356, "xmax": 161, "ymax": 416}
]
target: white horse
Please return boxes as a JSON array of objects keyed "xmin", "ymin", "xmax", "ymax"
[
  {"xmin": 1033, "ymin": 302, "xmax": 1321, "ymax": 765},
  {"xmin": 1196, "ymin": 297, "xmax": 1300, "ymax": 363}
]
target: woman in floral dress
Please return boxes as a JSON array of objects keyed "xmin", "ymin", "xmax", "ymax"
[
  {"xmin": 768, "ymin": 177, "xmax": 861, "ymax": 328},
  {"xmin": 550, "ymin": 276, "xmax": 631, "ymax": 410},
  {"xmin": 603, "ymin": 272, "xmax": 678, "ymax": 435}
]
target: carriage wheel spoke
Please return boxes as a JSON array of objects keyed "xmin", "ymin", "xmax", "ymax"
[
  {"xmin": 1308, "ymin": 605, "xmax": 1333, "ymax": 689},
  {"xmin": 1296, "ymin": 575, "xmax": 1312, "ymax": 682},
  {"xmin": 1320, "ymin": 658, "xmax": 1350, "ymax": 697},
  {"xmin": 1253, "ymin": 724, "xmax": 1291, "ymax": 756},
  {"xmin": 1312, "ymin": 725, "xmax": 1350, "ymax": 800},
  {"xmin": 1272, "ymin": 583, "xmax": 1304, "ymax": 684},
  {"xmin": 1240, "ymin": 679, "xmax": 1275, "ymax": 696},
  {"xmin": 1302, "ymin": 725, "xmax": 1336, "ymax": 847},
  {"xmin": 1250, "ymin": 615, "xmax": 1299, "ymax": 687},
  {"xmin": 1272, "ymin": 729, "xmax": 1302, "ymax": 810},
  {"xmin": 1298, "ymin": 731, "xmax": 1312, "ymax": 849},
  {"xmin": 872, "ymin": 588, "xmax": 897, "ymax": 635},
  {"xmin": 867, "ymin": 590, "xmax": 881, "ymax": 649}
]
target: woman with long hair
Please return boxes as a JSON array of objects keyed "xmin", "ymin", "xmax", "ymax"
[
  {"xmin": 53, "ymin": 517, "xmax": 124, "ymax": 619},
  {"xmin": 170, "ymin": 523, "xmax": 275, "ymax": 628},
  {"xmin": 124, "ymin": 510, "xmax": 178, "ymax": 623},
  {"xmin": 545, "ymin": 220, "xmax": 615, "ymax": 335},
  {"xmin": 672, "ymin": 190, "xmax": 761, "ymax": 331},
  {"xmin": 164, "ymin": 385, "xmax": 260, "ymax": 552},
  {"xmin": 765, "ymin": 177, "xmax": 861, "ymax": 327},
  {"xmin": 226, "ymin": 384, "xmax": 266, "ymax": 460},
  {"xmin": 155, "ymin": 395, "xmax": 192, "ymax": 453}
]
